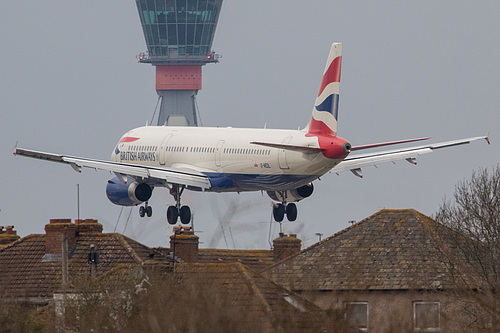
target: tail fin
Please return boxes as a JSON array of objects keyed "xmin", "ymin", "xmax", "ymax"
[{"xmin": 306, "ymin": 43, "xmax": 342, "ymax": 136}]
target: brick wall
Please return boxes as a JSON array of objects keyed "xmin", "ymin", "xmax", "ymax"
[
  {"xmin": 44, "ymin": 219, "xmax": 77, "ymax": 254},
  {"xmin": 273, "ymin": 233, "xmax": 301, "ymax": 262}
]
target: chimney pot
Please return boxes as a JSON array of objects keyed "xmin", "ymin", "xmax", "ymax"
[
  {"xmin": 50, "ymin": 219, "xmax": 72, "ymax": 224},
  {"xmin": 76, "ymin": 219, "xmax": 103, "ymax": 234},
  {"xmin": 6, "ymin": 226, "xmax": 16, "ymax": 235},
  {"xmin": 0, "ymin": 225, "xmax": 20, "ymax": 246}
]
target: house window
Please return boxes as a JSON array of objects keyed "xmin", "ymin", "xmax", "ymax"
[
  {"xmin": 414, "ymin": 302, "xmax": 440, "ymax": 331},
  {"xmin": 345, "ymin": 302, "xmax": 368, "ymax": 331}
]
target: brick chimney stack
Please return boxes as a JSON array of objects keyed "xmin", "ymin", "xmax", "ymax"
[
  {"xmin": 170, "ymin": 227, "xmax": 199, "ymax": 263},
  {"xmin": 75, "ymin": 219, "xmax": 103, "ymax": 234},
  {"xmin": 273, "ymin": 233, "xmax": 301, "ymax": 262},
  {"xmin": 0, "ymin": 225, "xmax": 21, "ymax": 247},
  {"xmin": 45, "ymin": 219, "xmax": 77, "ymax": 255}
]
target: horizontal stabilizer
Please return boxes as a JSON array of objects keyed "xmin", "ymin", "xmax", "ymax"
[
  {"xmin": 333, "ymin": 135, "xmax": 489, "ymax": 174},
  {"xmin": 351, "ymin": 137, "xmax": 430, "ymax": 151}
]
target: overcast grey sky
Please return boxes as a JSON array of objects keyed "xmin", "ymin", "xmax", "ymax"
[{"xmin": 1, "ymin": 1, "xmax": 497, "ymax": 249}]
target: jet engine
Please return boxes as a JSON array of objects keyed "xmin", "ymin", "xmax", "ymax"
[
  {"xmin": 106, "ymin": 177, "xmax": 153, "ymax": 206},
  {"xmin": 267, "ymin": 183, "xmax": 314, "ymax": 202}
]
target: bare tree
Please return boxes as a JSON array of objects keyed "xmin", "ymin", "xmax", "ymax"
[{"xmin": 434, "ymin": 165, "xmax": 500, "ymax": 330}]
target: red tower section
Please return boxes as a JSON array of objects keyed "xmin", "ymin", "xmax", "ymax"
[{"xmin": 156, "ymin": 66, "xmax": 202, "ymax": 91}]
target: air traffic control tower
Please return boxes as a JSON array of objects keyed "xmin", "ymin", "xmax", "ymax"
[{"xmin": 135, "ymin": 0, "xmax": 223, "ymax": 126}]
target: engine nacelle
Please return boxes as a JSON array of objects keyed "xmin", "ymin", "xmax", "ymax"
[
  {"xmin": 106, "ymin": 177, "xmax": 153, "ymax": 206},
  {"xmin": 267, "ymin": 183, "xmax": 314, "ymax": 203}
]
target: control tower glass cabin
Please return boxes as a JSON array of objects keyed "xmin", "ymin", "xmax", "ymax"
[{"xmin": 136, "ymin": 0, "xmax": 223, "ymax": 126}]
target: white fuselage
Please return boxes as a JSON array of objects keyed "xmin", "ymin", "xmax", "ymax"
[{"xmin": 110, "ymin": 126, "xmax": 342, "ymax": 192}]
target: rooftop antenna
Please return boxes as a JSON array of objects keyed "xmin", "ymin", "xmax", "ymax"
[{"xmin": 77, "ymin": 184, "xmax": 80, "ymax": 221}]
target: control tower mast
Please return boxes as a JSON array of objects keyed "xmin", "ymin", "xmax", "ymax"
[{"xmin": 135, "ymin": 0, "xmax": 223, "ymax": 126}]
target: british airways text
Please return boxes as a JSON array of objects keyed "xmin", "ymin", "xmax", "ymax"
[{"xmin": 120, "ymin": 151, "xmax": 156, "ymax": 162}]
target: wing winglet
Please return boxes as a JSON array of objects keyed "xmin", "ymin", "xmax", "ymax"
[{"xmin": 12, "ymin": 141, "xmax": 18, "ymax": 156}]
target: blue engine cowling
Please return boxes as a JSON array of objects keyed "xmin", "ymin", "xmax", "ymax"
[
  {"xmin": 106, "ymin": 177, "xmax": 153, "ymax": 206},
  {"xmin": 267, "ymin": 183, "xmax": 314, "ymax": 202}
]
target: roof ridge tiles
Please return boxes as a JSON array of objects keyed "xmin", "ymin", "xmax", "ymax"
[
  {"xmin": 115, "ymin": 234, "xmax": 145, "ymax": 264},
  {"xmin": 0, "ymin": 233, "xmax": 39, "ymax": 253}
]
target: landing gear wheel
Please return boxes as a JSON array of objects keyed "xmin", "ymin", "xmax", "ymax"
[
  {"xmin": 286, "ymin": 203, "xmax": 297, "ymax": 222},
  {"xmin": 180, "ymin": 206, "xmax": 191, "ymax": 224},
  {"xmin": 273, "ymin": 204, "xmax": 285, "ymax": 222},
  {"xmin": 167, "ymin": 206, "xmax": 178, "ymax": 225},
  {"xmin": 139, "ymin": 206, "xmax": 145, "ymax": 218},
  {"xmin": 146, "ymin": 206, "xmax": 153, "ymax": 217}
]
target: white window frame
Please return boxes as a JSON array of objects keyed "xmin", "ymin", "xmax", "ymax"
[
  {"xmin": 344, "ymin": 301, "xmax": 369, "ymax": 331},
  {"xmin": 413, "ymin": 301, "xmax": 440, "ymax": 332}
]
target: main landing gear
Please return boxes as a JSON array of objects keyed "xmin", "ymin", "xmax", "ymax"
[
  {"xmin": 139, "ymin": 202, "xmax": 152, "ymax": 218},
  {"xmin": 272, "ymin": 202, "xmax": 298, "ymax": 222},
  {"xmin": 166, "ymin": 184, "xmax": 191, "ymax": 225}
]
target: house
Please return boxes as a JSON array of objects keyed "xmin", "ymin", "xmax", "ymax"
[
  {"xmin": 265, "ymin": 209, "xmax": 491, "ymax": 332},
  {"xmin": 0, "ymin": 219, "xmax": 323, "ymax": 332},
  {"xmin": 3, "ymin": 209, "xmax": 490, "ymax": 332},
  {"xmin": 0, "ymin": 218, "xmax": 171, "ymax": 304}
]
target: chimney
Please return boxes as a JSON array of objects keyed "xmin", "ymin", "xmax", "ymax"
[
  {"xmin": 45, "ymin": 219, "xmax": 77, "ymax": 255},
  {"xmin": 0, "ymin": 225, "xmax": 21, "ymax": 247},
  {"xmin": 170, "ymin": 227, "xmax": 199, "ymax": 263},
  {"xmin": 273, "ymin": 233, "xmax": 301, "ymax": 262},
  {"xmin": 75, "ymin": 219, "xmax": 103, "ymax": 234}
]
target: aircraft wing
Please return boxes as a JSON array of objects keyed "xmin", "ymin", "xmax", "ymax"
[
  {"xmin": 13, "ymin": 147, "xmax": 211, "ymax": 190},
  {"xmin": 332, "ymin": 135, "xmax": 490, "ymax": 178}
]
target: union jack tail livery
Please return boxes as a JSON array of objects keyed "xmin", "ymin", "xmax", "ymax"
[{"xmin": 307, "ymin": 42, "xmax": 342, "ymax": 137}]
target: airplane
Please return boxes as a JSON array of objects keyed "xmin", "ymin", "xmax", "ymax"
[{"xmin": 14, "ymin": 43, "xmax": 489, "ymax": 225}]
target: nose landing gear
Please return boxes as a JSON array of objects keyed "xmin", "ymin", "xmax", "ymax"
[{"xmin": 166, "ymin": 184, "xmax": 191, "ymax": 225}]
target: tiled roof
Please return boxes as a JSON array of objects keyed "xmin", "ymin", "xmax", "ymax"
[
  {"xmin": 266, "ymin": 209, "xmax": 477, "ymax": 292},
  {"xmin": 175, "ymin": 262, "xmax": 325, "ymax": 331},
  {"xmin": 0, "ymin": 233, "xmax": 170, "ymax": 300},
  {"xmin": 198, "ymin": 249, "xmax": 275, "ymax": 272}
]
